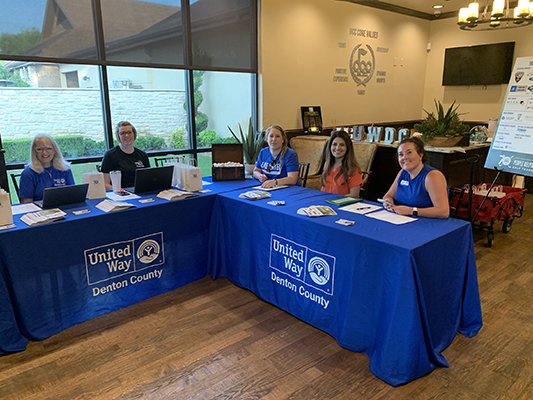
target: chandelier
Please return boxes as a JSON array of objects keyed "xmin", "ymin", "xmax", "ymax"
[{"xmin": 458, "ymin": 0, "xmax": 533, "ymax": 30}]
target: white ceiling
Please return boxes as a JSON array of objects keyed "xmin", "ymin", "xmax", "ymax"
[{"xmin": 383, "ymin": 0, "xmax": 466, "ymax": 15}]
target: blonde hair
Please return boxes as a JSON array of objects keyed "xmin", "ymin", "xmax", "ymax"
[
  {"xmin": 29, "ymin": 134, "xmax": 70, "ymax": 173},
  {"xmin": 266, "ymin": 125, "xmax": 288, "ymax": 167}
]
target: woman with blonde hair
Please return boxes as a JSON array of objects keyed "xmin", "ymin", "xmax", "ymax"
[
  {"xmin": 253, "ymin": 125, "xmax": 299, "ymax": 188},
  {"xmin": 19, "ymin": 134, "xmax": 75, "ymax": 203}
]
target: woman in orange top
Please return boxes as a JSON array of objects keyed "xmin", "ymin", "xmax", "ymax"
[{"xmin": 321, "ymin": 130, "xmax": 363, "ymax": 197}]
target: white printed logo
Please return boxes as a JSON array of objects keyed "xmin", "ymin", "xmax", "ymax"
[
  {"xmin": 307, "ymin": 257, "xmax": 330, "ymax": 285},
  {"xmin": 137, "ymin": 239, "xmax": 160, "ymax": 263}
]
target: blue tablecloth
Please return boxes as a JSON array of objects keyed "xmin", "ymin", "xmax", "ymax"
[
  {"xmin": 0, "ymin": 178, "xmax": 257, "ymax": 354},
  {"xmin": 208, "ymin": 186, "xmax": 483, "ymax": 386}
]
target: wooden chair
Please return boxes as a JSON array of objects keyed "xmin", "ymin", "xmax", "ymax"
[
  {"xmin": 289, "ymin": 135, "xmax": 329, "ymax": 191},
  {"xmin": 352, "ymin": 142, "xmax": 378, "ymax": 200},
  {"xmin": 298, "ymin": 162, "xmax": 310, "ymax": 187},
  {"xmin": 10, "ymin": 173, "xmax": 21, "ymax": 202}
]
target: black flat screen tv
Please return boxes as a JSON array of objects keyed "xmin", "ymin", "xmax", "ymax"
[{"xmin": 442, "ymin": 42, "xmax": 515, "ymax": 86}]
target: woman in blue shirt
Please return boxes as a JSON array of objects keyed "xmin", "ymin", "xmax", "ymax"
[
  {"xmin": 253, "ymin": 125, "xmax": 299, "ymax": 188},
  {"xmin": 19, "ymin": 134, "xmax": 75, "ymax": 203},
  {"xmin": 382, "ymin": 136, "xmax": 449, "ymax": 218}
]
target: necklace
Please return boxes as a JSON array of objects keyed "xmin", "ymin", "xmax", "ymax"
[{"xmin": 44, "ymin": 167, "xmax": 52, "ymax": 178}]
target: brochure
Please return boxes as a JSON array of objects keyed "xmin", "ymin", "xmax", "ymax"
[
  {"xmin": 325, "ymin": 196, "xmax": 362, "ymax": 206},
  {"xmin": 297, "ymin": 205, "xmax": 337, "ymax": 217},
  {"xmin": 239, "ymin": 190, "xmax": 272, "ymax": 200},
  {"xmin": 20, "ymin": 208, "xmax": 66, "ymax": 226},
  {"xmin": 157, "ymin": 189, "xmax": 199, "ymax": 201},
  {"xmin": 96, "ymin": 199, "xmax": 136, "ymax": 213}
]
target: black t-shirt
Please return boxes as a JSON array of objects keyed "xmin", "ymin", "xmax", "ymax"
[{"xmin": 101, "ymin": 146, "xmax": 150, "ymax": 188}]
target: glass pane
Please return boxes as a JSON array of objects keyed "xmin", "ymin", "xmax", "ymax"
[
  {"xmin": 107, "ymin": 65, "xmax": 189, "ymax": 152},
  {"xmin": 101, "ymin": 0, "xmax": 183, "ymax": 65},
  {"xmin": 193, "ymin": 70, "xmax": 252, "ymax": 147},
  {"xmin": 190, "ymin": 0, "xmax": 255, "ymax": 69},
  {"xmin": 0, "ymin": 0, "xmax": 97, "ymax": 59},
  {"xmin": 1, "ymin": 61, "xmax": 105, "ymax": 163}
]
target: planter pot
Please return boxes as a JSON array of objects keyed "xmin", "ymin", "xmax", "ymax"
[
  {"xmin": 424, "ymin": 136, "xmax": 463, "ymax": 147},
  {"xmin": 244, "ymin": 163, "xmax": 255, "ymax": 176}
]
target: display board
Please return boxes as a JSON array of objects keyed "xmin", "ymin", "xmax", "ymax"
[{"xmin": 485, "ymin": 57, "xmax": 533, "ymax": 178}]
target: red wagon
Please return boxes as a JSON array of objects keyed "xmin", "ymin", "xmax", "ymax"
[{"xmin": 449, "ymin": 184, "xmax": 526, "ymax": 247}]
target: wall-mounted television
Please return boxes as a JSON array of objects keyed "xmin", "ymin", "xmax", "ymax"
[{"xmin": 442, "ymin": 42, "xmax": 515, "ymax": 86}]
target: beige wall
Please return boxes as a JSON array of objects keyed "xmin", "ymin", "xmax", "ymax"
[
  {"xmin": 260, "ymin": 0, "xmax": 430, "ymax": 130},
  {"xmin": 260, "ymin": 0, "xmax": 533, "ymax": 130},
  {"xmin": 424, "ymin": 19, "xmax": 533, "ymax": 122}
]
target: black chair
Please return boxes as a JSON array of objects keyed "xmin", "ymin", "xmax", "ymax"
[
  {"xmin": 298, "ymin": 162, "xmax": 310, "ymax": 188},
  {"xmin": 10, "ymin": 173, "xmax": 21, "ymax": 202},
  {"xmin": 154, "ymin": 157, "xmax": 178, "ymax": 167}
]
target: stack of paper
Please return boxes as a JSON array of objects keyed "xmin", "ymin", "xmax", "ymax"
[
  {"xmin": 20, "ymin": 208, "xmax": 66, "ymax": 226},
  {"xmin": 297, "ymin": 205, "xmax": 337, "ymax": 217},
  {"xmin": 239, "ymin": 190, "xmax": 272, "ymax": 200},
  {"xmin": 96, "ymin": 199, "xmax": 136, "ymax": 213},
  {"xmin": 157, "ymin": 189, "xmax": 198, "ymax": 201}
]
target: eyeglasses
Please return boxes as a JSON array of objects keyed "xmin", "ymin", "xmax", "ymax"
[
  {"xmin": 35, "ymin": 147, "xmax": 54, "ymax": 153},
  {"xmin": 119, "ymin": 130, "xmax": 134, "ymax": 136},
  {"xmin": 266, "ymin": 159, "xmax": 276, "ymax": 172}
]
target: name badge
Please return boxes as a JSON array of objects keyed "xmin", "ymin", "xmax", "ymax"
[{"xmin": 400, "ymin": 180, "xmax": 409, "ymax": 186}]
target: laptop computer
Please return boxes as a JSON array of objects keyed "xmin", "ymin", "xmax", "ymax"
[
  {"xmin": 35, "ymin": 183, "xmax": 89, "ymax": 209},
  {"xmin": 125, "ymin": 166, "xmax": 174, "ymax": 194}
]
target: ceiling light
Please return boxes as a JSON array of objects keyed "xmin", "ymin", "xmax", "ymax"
[{"xmin": 458, "ymin": 0, "xmax": 533, "ymax": 30}]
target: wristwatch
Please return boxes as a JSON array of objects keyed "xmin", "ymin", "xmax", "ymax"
[{"xmin": 412, "ymin": 207, "xmax": 418, "ymax": 217}]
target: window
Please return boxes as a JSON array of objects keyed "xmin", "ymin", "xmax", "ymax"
[
  {"xmin": 1, "ymin": 0, "xmax": 257, "ymax": 193},
  {"xmin": 0, "ymin": 62, "xmax": 105, "ymax": 163},
  {"xmin": 106, "ymin": 65, "xmax": 189, "ymax": 152}
]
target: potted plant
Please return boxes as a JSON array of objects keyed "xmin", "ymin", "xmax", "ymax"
[
  {"xmin": 414, "ymin": 100, "xmax": 470, "ymax": 147},
  {"xmin": 228, "ymin": 118, "xmax": 264, "ymax": 175}
]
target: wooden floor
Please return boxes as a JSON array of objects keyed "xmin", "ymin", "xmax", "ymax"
[{"xmin": 1, "ymin": 194, "xmax": 532, "ymax": 400}]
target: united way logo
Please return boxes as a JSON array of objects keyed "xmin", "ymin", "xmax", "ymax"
[
  {"xmin": 307, "ymin": 257, "xmax": 330, "ymax": 285},
  {"xmin": 270, "ymin": 234, "xmax": 336, "ymax": 295},
  {"xmin": 137, "ymin": 239, "xmax": 160, "ymax": 263},
  {"xmin": 350, "ymin": 44, "xmax": 375, "ymax": 86},
  {"xmin": 85, "ymin": 232, "xmax": 164, "ymax": 285}
]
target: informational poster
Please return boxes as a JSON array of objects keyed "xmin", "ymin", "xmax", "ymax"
[{"xmin": 485, "ymin": 57, "xmax": 533, "ymax": 178}]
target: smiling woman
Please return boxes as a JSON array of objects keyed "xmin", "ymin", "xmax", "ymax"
[
  {"xmin": 382, "ymin": 136, "xmax": 450, "ymax": 219},
  {"xmin": 18, "ymin": 133, "xmax": 75, "ymax": 203},
  {"xmin": 100, "ymin": 121, "xmax": 151, "ymax": 191}
]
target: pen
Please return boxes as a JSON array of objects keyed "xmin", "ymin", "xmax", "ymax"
[{"xmin": 356, "ymin": 206, "xmax": 372, "ymax": 210}]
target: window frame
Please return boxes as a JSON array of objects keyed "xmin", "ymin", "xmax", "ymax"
[{"xmin": 1, "ymin": 0, "xmax": 258, "ymax": 171}]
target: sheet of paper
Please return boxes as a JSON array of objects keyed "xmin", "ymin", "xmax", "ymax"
[
  {"xmin": 11, "ymin": 203, "xmax": 41, "ymax": 215},
  {"xmin": 201, "ymin": 180, "xmax": 213, "ymax": 185},
  {"xmin": 339, "ymin": 203, "xmax": 382, "ymax": 215},
  {"xmin": 253, "ymin": 185, "xmax": 289, "ymax": 191},
  {"xmin": 106, "ymin": 192, "xmax": 141, "ymax": 201},
  {"xmin": 364, "ymin": 210, "xmax": 417, "ymax": 225}
]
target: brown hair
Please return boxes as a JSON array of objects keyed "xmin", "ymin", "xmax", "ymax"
[
  {"xmin": 321, "ymin": 130, "xmax": 360, "ymax": 187},
  {"xmin": 398, "ymin": 136, "xmax": 428, "ymax": 163}
]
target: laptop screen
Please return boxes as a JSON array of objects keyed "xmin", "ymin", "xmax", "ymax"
[
  {"xmin": 36, "ymin": 183, "xmax": 89, "ymax": 209},
  {"xmin": 129, "ymin": 166, "xmax": 174, "ymax": 194}
]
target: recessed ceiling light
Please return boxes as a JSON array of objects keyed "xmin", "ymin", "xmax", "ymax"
[{"xmin": 433, "ymin": 4, "xmax": 444, "ymax": 9}]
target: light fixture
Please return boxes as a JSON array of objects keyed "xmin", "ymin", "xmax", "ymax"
[{"xmin": 457, "ymin": 0, "xmax": 533, "ymax": 30}]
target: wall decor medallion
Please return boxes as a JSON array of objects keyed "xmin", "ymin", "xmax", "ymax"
[{"xmin": 350, "ymin": 44, "xmax": 375, "ymax": 86}]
